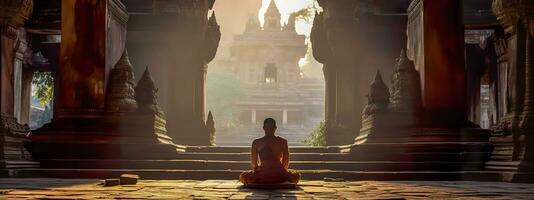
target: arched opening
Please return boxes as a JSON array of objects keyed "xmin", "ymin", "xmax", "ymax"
[
  {"xmin": 207, "ymin": 0, "xmax": 325, "ymax": 146},
  {"xmin": 264, "ymin": 64, "xmax": 277, "ymax": 83}
]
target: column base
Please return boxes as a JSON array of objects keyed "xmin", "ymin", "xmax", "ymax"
[
  {"xmin": 166, "ymin": 115, "xmax": 213, "ymax": 146},
  {"xmin": 28, "ymin": 115, "xmax": 185, "ymax": 160},
  {"xmin": 345, "ymin": 111, "xmax": 493, "ymax": 171},
  {"xmin": 0, "ymin": 114, "xmax": 39, "ymax": 172}
]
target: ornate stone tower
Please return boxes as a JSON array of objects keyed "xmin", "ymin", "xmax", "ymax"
[
  {"xmin": 263, "ymin": 0, "xmax": 281, "ymax": 31},
  {"xmin": 221, "ymin": 0, "xmax": 324, "ymax": 145}
]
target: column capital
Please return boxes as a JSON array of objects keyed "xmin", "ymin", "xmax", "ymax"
[
  {"xmin": 0, "ymin": 0, "xmax": 33, "ymax": 28},
  {"xmin": 0, "ymin": 0, "xmax": 32, "ymax": 38},
  {"xmin": 492, "ymin": 0, "xmax": 520, "ymax": 31},
  {"xmin": 109, "ymin": 0, "xmax": 129, "ymax": 26},
  {"xmin": 519, "ymin": 0, "xmax": 534, "ymax": 36}
]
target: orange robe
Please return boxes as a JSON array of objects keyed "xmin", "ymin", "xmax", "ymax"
[{"xmin": 240, "ymin": 144, "xmax": 300, "ymax": 184}]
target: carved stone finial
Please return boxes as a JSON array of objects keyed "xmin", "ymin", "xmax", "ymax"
[
  {"xmin": 208, "ymin": 0, "xmax": 215, "ymax": 9},
  {"xmin": 362, "ymin": 70, "xmax": 390, "ymax": 118},
  {"xmin": 395, "ymin": 49, "xmax": 411, "ymax": 70},
  {"xmin": 390, "ymin": 49, "xmax": 423, "ymax": 113},
  {"xmin": 204, "ymin": 11, "xmax": 221, "ymax": 63},
  {"xmin": 368, "ymin": 70, "xmax": 390, "ymax": 106},
  {"xmin": 106, "ymin": 49, "xmax": 138, "ymax": 113},
  {"xmin": 208, "ymin": 11, "xmax": 218, "ymax": 26},
  {"xmin": 206, "ymin": 110, "xmax": 216, "ymax": 145},
  {"xmin": 264, "ymin": 0, "xmax": 282, "ymax": 31},
  {"xmin": 135, "ymin": 67, "xmax": 161, "ymax": 115}
]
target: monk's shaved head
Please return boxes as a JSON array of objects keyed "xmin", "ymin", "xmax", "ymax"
[{"xmin": 263, "ymin": 118, "xmax": 277, "ymax": 128}]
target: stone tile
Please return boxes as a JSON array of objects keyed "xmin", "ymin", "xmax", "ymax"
[{"xmin": 1, "ymin": 179, "xmax": 534, "ymax": 199}]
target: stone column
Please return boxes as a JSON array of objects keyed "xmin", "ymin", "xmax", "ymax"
[
  {"xmin": 0, "ymin": 0, "xmax": 32, "ymax": 116},
  {"xmin": 165, "ymin": 1, "xmax": 220, "ymax": 146},
  {"xmin": 407, "ymin": 0, "xmax": 467, "ymax": 125},
  {"xmin": 311, "ymin": 0, "xmax": 407, "ymax": 145},
  {"xmin": 0, "ymin": 0, "xmax": 37, "ymax": 170},
  {"xmin": 487, "ymin": 0, "xmax": 534, "ymax": 182},
  {"xmin": 518, "ymin": 1, "xmax": 534, "ymax": 170},
  {"xmin": 55, "ymin": 0, "xmax": 107, "ymax": 118},
  {"xmin": 251, "ymin": 109, "xmax": 257, "ymax": 124},
  {"xmin": 282, "ymin": 109, "xmax": 288, "ymax": 125}
]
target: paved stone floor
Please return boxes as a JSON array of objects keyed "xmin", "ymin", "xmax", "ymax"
[{"xmin": 1, "ymin": 179, "xmax": 534, "ymax": 199}]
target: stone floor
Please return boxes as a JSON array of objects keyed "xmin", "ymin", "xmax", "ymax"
[{"xmin": 1, "ymin": 179, "xmax": 534, "ymax": 199}]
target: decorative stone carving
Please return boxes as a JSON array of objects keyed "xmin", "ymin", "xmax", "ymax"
[
  {"xmin": 135, "ymin": 67, "xmax": 162, "ymax": 116},
  {"xmin": 0, "ymin": 113, "xmax": 30, "ymax": 138},
  {"xmin": 389, "ymin": 49, "xmax": 422, "ymax": 113},
  {"xmin": 362, "ymin": 70, "xmax": 390, "ymax": 119},
  {"xmin": 204, "ymin": 11, "xmax": 221, "ymax": 63},
  {"xmin": 106, "ymin": 50, "xmax": 138, "ymax": 113},
  {"xmin": 264, "ymin": 0, "xmax": 281, "ymax": 31},
  {"xmin": 492, "ymin": 0, "xmax": 520, "ymax": 30},
  {"xmin": 1, "ymin": 114, "xmax": 36, "ymax": 168},
  {"xmin": 206, "ymin": 111, "xmax": 215, "ymax": 146},
  {"xmin": 311, "ymin": 11, "xmax": 332, "ymax": 64},
  {"xmin": 0, "ymin": 0, "xmax": 33, "ymax": 28}
]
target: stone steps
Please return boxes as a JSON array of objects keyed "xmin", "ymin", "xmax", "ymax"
[
  {"xmin": 6, "ymin": 168, "xmax": 504, "ymax": 181},
  {"xmin": 167, "ymin": 152, "xmax": 488, "ymax": 162},
  {"xmin": 20, "ymin": 140, "xmax": 494, "ymax": 181},
  {"xmin": 38, "ymin": 159, "xmax": 486, "ymax": 171},
  {"xmin": 185, "ymin": 146, "xmax": 342, "ymax": 153}
]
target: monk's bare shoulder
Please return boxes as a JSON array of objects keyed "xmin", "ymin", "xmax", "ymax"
[
  {"xmin": 252, "ymin": 137, "xmax": 265, "ymax": 146},
  {"xmin": 276, "ymin": 136, "xmax": 288, "ymax": 144}
]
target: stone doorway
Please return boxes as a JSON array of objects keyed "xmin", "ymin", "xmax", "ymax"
[{"xmin": 207, "ymin": 0, "xmax": 325, "ymax": 146}]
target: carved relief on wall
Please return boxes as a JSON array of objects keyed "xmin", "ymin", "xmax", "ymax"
[
  {"xmin": 0, "ymin": 0, "xmax": 33, "ymax": 28},
  {"xmin": 493, "ymin": 0, "xmax": 519, "ymax": 31}
]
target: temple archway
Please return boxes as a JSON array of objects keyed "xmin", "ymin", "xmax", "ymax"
[
  {"xmin": 264, "ymin": 64, "xmax": 277, "ymax": 83},
  {"xmin": 206, "ymin": 0, "xmax": 325, "ymax": 146}
]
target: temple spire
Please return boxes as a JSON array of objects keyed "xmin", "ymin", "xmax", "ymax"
[
  {"xmin": 245, "ymin": 14, "xmax": 261, "ymax": 32},
  {"xmin": 208, "ymin": 11, "xmax": 217, "ymax": 26},
  {"xmin": 264, "ymin": 0, "xmax": 281, "ymax": 31}
]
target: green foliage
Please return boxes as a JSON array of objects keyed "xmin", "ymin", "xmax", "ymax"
[
  {"xmin": 291, "ymin": 5, "xmax": 315, "ymax": 24},
  {"xmin": 32, "ymin": 71, "xmax": 54, "ymax": 105},
  {"xmin": 207, "ymin": 69, "xmax": 245, "ymax": 129},
  {"xmin": 303, "ymin": 121, "xmax": 326, "ymax": 146}
]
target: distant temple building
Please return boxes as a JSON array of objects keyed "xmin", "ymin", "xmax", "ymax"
[{"xmin": 215, "ymin": 0, "xmax": 325, "ymax": 145}]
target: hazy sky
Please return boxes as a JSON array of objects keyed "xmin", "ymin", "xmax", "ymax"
[{"xmin": 259, "ymin": 0, "xmax": 316, "ymax": 36}]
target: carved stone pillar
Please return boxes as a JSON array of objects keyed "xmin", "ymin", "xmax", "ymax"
[
  {"xmin": 165, "ymin": 1, "xmax": 220, "ymax": 146},
  {"xmin": 0, "ymin": 0, "xmax": 39, "ymax": 172},
  {"xmin": 28, "ymin": 0, "xmax": 185, "ymax": 161},
  {"xmin": 407, "ymin": 0, "xmax": 467, "ymax": 125},
  {"xmin": 311, "ymin": 0, "xmax": 407, "ymax": 145},
  {"xmin": 0, "ymin": 0, "xmax": 32, "ymax": 116},
  {"xmin": 54, "ymin": 0, "xmax": 119, "ymax": 117},
  {"xmin": 124, "ymin": 0, "xmax": 218, "ymax": 146},
  {"xmin": 488, "ymin": 0, "xmax": 534, "ymax": 182},
  {"xmin": 517, "ymin": 0, "xmax": 534, "ymax": 172}
]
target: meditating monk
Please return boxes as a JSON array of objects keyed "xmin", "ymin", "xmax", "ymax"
[{"xmin": 240, "ymin": 118, "xmax": 300, "ymax": 185}]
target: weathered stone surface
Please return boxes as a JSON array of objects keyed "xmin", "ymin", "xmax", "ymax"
[
  {"xmin": 106, "ymin": 49, "xmax": 138, "ymax": 113},
  {"xmin": 0, "ymin": 179, "xmax": 533, "ymax": 199},
  {"xmin": 104, "ymin": 179, "xmax": 120, "ymax": 187},
  {"xmin": 120, "ymin": 174, "xmax": 139, "ymax": 185}
]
